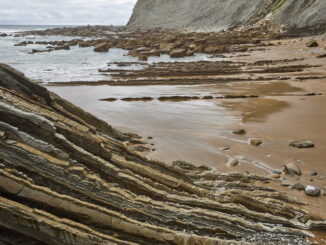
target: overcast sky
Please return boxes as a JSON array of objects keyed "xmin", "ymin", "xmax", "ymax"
[{"xmin": 0, "ymin": 0, "xmax": 137, "ymax": 25}]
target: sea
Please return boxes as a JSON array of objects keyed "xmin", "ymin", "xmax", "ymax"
[{"xmin": 0, "ymin": 25, "xmax": 220, "ymax": 83}]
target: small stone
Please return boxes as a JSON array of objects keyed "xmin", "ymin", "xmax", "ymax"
[
  {"xmin": 282, "ymin": 179, "xmax": 296, "ymax": 187},
  {"xmin": 249, "ymin": 138, "xmax": 263, "ymax": 146},
  {"xmin": 284, "ymin": 163, "xmax": 301, "ymax": 176},
  {"xmin": 305, "ymin": 40, "xmax": 319, "ymax": 47},
  {"xmin": 0, "ymin": 130, "xmax": 5, "ymax": 138},
  {"xmin": 309, "ymin": 171, "xmax": 317, "ymax": 176},
  {"xmin": 226, "ymin": 158, "xmax": 239, "ymax": 167},
  {"xmin": 270, "ymin": 173, "xmax": 281, "ymax": 179},
  {"xmin": 147, "ymin": 136, "xmax": 153, "ymax": 140},
  {"xmin": 290, "ymin": 183, "xmax": 305, "ymax": 191},
  {"xmin": 138, "ymin": 55, "xmax": 148, "ymax": 61},
  {"xmin": 290, "ymin": 141, "xmax": 314, "ymax": 149},
  {"xmin": 271, "ymin": 169, "xmax": 282, "ymax": 174},
  {"xmin": 304, "ymin": 185, "xmax": 320, "ymax": 196},
  {"xmin": 219, "ymin": 147, "xmax": 230, "ymax": 151},
  {"xmin": 5, "ymin": 139, "xmax": 17, "ymax": 145},
  {"xmin": 232, "ymin": 129, "xmax": 246, "ymax": 135},
  {"xmin": 317, "ymin": 175, "xmax": 326, "ymax": 180}
]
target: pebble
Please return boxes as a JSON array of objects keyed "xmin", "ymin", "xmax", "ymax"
[
  {"xmin": 271, "ymin": 169, "xmax": 282, "ymax": 174},
  {"xmin": 219, "ymin": 147, "xmax": 230, "ymax": 151},
  {"xmin": 249, "ymin": 138, "xmax": 263, "ymax": 146},
  {"xmin": 290, "ymin": 183, "xmax": 305, "ymax": 191},
  {"xmin": 284, "ymin": 163, "xmax": 301, "ymax": 176},
  {"xmin": 270, "ymin": 173, "xmax": 281, "ymax": 179},
  {"xmin": 290, "ymin": 141, "xmax": 314, "ymax": 149},
  {"xmin": 309, "ymin": 170, "xmax": 317, "ymax": 176},
  {"xmin": 232, "ymin": 129, "xmax": 246, "ymax": 135},
  {"xmin": 304, "ymin": 185, "xmax": 320, "ymax": 196},
  {"xmin": 226, "ymin": 158, "xmax": 239, "ymax": 167}
]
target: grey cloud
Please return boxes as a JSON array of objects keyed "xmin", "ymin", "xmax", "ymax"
[{"xmin": 0, "ymin": 0, "xmax": 137, "ymax": 25}]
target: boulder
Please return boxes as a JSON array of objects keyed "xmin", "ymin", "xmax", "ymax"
[
  {"xmin": 0, "ymin": 33, "xmax": 7, "ymax": 37},
  {"xmin": 284, "ymin": 163, "xmax": 301, "ymax": 176},
  {"xmin": 94, "ymin": 42, "xmax": 109, "ymax": 52},
  {"xmin": 305, "ymin": 185, "xmax": 320, "ymax": 196},
  {"xmin": 169, "ymin": 48, "xmax": 187, "ymax": 58}
]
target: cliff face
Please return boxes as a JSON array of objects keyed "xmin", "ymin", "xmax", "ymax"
[{"xmin": 128, "ymin": 0, "xmax": 326, "ymax": 32}]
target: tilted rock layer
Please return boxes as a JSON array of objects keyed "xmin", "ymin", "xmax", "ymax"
[
  {"xmin": 128, "ymin": 0, "xmax": 326, "ymax": 33},
  {"xmin": 0, "ymin": 63, "xmax": 325, "ymax": 244}
]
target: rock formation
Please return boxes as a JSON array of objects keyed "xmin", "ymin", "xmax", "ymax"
[
  {"xmin": 128, "ymin": 0, "xmax": 326, "ymax": 34},
  {"xmin": 0, "ymin": 63, "xmax": 325, "ymax": 244}
]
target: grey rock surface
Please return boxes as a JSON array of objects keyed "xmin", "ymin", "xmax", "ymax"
[{"xmin": 128, "ymin": 0, "xmax": 326, "ymax": 34}]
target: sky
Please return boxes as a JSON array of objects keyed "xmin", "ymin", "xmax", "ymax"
[{"xmin": 0, "ymin": 0, "xmax": 138, "ymax": 25}]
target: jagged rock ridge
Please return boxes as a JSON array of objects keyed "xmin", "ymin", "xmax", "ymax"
[
  {"xmin": 128, "ymin": 0, "xmax": 326, "ymax": 33},
  {"xmin": 0, "ymin": 63, "xmax": 325, "ymax": 244}
]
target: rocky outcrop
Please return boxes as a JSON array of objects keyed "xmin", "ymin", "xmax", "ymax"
[
  {"xmin": 0, "ymin": 63, "xmax": 325, "ymax": 244},
  {"xmin": 128, "ymin": 0, "xmax": 326, "ymax": 34}
]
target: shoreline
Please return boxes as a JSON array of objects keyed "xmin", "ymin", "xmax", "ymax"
[{"xmin": 1, "ymin": 25, "xmax": 326, "ymax": 244}]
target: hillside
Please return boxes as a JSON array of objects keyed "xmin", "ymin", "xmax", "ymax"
[{"xmin": 128, "ymin": 0, "xmax": 326, "ymax": 33}]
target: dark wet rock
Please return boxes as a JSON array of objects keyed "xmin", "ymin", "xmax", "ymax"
[
  {"xmin": 0, "ymin": 33, "xmax": 7, "ymax": 37},
  {"xmin": 232, "ymin": 129, "xmax": 246, "ymax": 135},
  {"xmin": 226, "ymin": 158, "xmax": 239, "ymax": 167},
  {"xmin": 305, "ymin": 40, "xmax": 318, "ymax": 47},
  {"xmin": 304, "ymin": 185, "xmax": 320, "ymax": 196},
  {"xmin": 290, "ymin": 141, "xmax": 315, "ymax": 149},
  {"xmin": 249, "ymin": 138, "xmax": 263, "ymax": 146},
  {"xmin": 14, "ymin": 41, "xmax": 28, "ymax": 46},
  {"xmin": 99, "ymin": 98, "xmax": 118, "ymax": 102},
  {"xmin": 284, "ymin": 163, "xmax": 302, "ymax": 176}
]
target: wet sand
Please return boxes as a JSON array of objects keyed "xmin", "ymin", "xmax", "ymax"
[{"xmin": 48, "ymin": 35, "xmax": 326, "ymax": 241}]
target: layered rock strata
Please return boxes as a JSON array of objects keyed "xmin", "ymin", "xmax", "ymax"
[
  {"xmin": 0, "ymin": 64, "xmax": 325, "ymax": 244},
  {"xmin": 128, "ymin": 0, "xmax": 326, "ymax": 34}
]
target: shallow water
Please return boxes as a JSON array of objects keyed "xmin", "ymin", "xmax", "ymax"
[{"xmin": 0, "ymin": 25, "xmax": 225, "ymax": 83}]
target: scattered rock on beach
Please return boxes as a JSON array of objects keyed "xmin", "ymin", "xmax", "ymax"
[
  {"xmin": 169, "ymin": 48, "xmax": 187, "ymax": 58},
  {"xmin": 226, "ymin": 158, "xmax": 239, "ymax": 167},
  {"xmin": 284, "ymin": 163, "xmax": 301, "ymax": 176},
  {"xmin": 249, "ymin": 138, "xmax": 263, "ymax": 146},
  {"xmin": 290, "ymin": 183, "xmax": 305, "ymax": 191},
  {"xmin": 290, "ymin": 141, "xmax": 314, "ymax": 149},
  {"xmin": 232, "ymin": 129, "xmax": 246, "ymax": 135},
  {"xmin": 309, "ymin": 171, "xmax": 318, "ymax": 176},
  {"xmin": 305, "ymin": 185, "xmax": 320, "ymax": 196},
  {"xmin": 305, "ymin": 40, "xmax": 318, "ymax": 47},
  {"xmin": 94, "ymin": 42, "xmax": 109, "ymax": 52}
]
